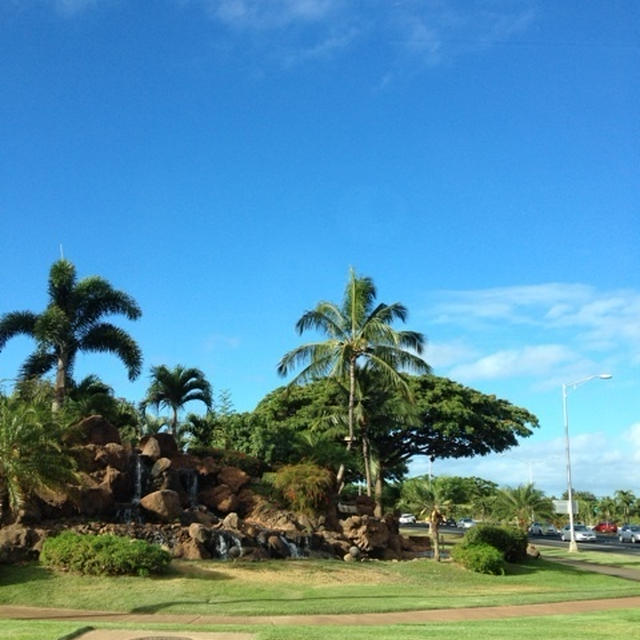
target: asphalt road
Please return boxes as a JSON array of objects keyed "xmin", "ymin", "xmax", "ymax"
[{"xmin": 401, "ymin": 523, "xmax": 640, "ymax": 556}]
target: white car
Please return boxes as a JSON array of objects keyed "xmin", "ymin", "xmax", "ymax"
[
  {"xmin": 398, "ymin": 513, "xmax": 416, "ymax": 524},
  {"xmin": 560, "ymin": 524, "xmax": 596, "ymax": 542},
  {"xmin": 457, "ymin": 518, "xmax": 476, "ymax": 529},
  {"xmin": 619, "ymin": 525, "xmax": 640, "ymax": 543},
  {"xmin": 529, "ymin": 522, "xmax": 558, "ymax": 536}
]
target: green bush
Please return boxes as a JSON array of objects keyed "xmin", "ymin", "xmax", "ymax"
[
  {"xmin": 271, "ymin": 462, "xmax": 334, "ymax": 515},
  {"xmin": 451, "ymin": 542, "xmax": 505, "ymax": 575},
  {"xmin": 40, "ymin": 531, "xmax": 171, "ymax": 576},
  {"xmin": 462, "ymin": 524, "xmax": 528, "ymax": 562}
]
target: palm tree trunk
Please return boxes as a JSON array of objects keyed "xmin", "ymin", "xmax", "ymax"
[
  {"xmin": 430, "ymin": 507, "xmax": 441, "ymax": 562},
  {"xmin": 374, "ymin": 464, "xmax": 383, "ymax": 518},
  {"xmin": 171, "ymin": 406, "xmax": 178, "ymax": 437},
  {"xmin": 362, "ymin": 433, "xmax": 372, "ymax": 497},
  {"xmin": 337, "ymin": 357, "xmax": 357, "ymax": 493},
  {"xmin": 52, "ymin": 353, "xmax": 67, "ymax": 412}
]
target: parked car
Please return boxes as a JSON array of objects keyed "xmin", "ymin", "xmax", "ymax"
[
  {"xmin": 618, "ymin": 525, "xmax": 640, "ymax": 543},
  {"xmin": 457, "ymin": 517, "xmax": 476, "ymax": 529},
  {"xmin": 544, "ymin": 523, "xmax": 559, "ymax": 535},
  {"xmin": 398, "ymin": 513, "xmax": 416, "ymax": 524},
  {"xmin": 440, "ymin": 517, "xmax": 457, "ymax": 528},
  {"xmin": 560, "ymin": 524, "xmax": 597, "ymax": 542},
  {"xmin": 593, "ymin": 521, "xmax": 618, "ymax": 533}
]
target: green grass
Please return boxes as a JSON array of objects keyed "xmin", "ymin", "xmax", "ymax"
[
  {"xmin": 1, "ymin": 555, "xmax": 640, "ymax": 617},
  {"xmin": 2, "ymin": 609, "xmax": 640, "ymax": 640},
  {"xmin": 539, "ymin": 544, "xmax": 640, "ymax": 570}
]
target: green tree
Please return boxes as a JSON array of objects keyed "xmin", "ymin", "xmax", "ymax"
[
  {"xmin": 493, "ymin": 483, "xmax": 553, "ymax": 531},
  {"xmin": 397, "ymin": 475, "xmax": 453, "ymax": 561},
  {"xmin": 278, "ymin": 268, "xmax": 429, "ymax": 487},
  {"xmin": 142, "ymin": 364, "xmax": 212, "ymax": 437},
  {"xmin": 614, "ymin": 489, "xmax": 635, "ymax": 522},
  {"xmin": 0, "ymin": 259, "xmax": 142, "ymax": 410},
  {"xmin": 0, "ymin": 396, "xmax": 76, "ymax": 522}
]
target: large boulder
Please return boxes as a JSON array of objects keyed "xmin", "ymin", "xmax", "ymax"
[
  {"xmin": 73, "ymin": 415, "xmax": 121, "ymax": 445},
  {"xmin": 140, "ymin": 433, "xmax": 178, "ymax": 459},
  {"xmin": 199, "ymin": 485, "xmax": 239, "ymax": 514},
  {"xmin": 217, "ymin": 466, "xmax": 250, "ymax": 493},
  {"xmin": 140, "ymin": 490, "xmax": 182, "ymax": 522},
  {"xmin": 95, "ymin": 443, "xmax": 130, "ymax": 472},
  {"xmin": 341, "ymin": 515, "xmax": 391, "ymax": 556},
  {"xmin": 0, "ymin": 524, "xmax": 45, "ymax": 563},
  {"xmin": 139, "ymin": 437, "xmax": 162, "ymax": 462}
]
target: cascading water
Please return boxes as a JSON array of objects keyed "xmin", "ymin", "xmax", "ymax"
[
  {"xmin": 178, "ymin": 469, "xmax": 199, "ymax": 507},
  {"xmin": 212, "ymin": 530, "xmax": 243, "ymax": 559}
]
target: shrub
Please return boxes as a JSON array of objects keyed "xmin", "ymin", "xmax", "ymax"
[
  {"xmin": 462, "ymin": 524, "xmax": 528, "ymax": 562},
  {"xmin": 40, "ymin": 531, "xmax": 171, "ymax": 576},
  {"xmin": 271, "ymin": 462, "xmax": 334, "ymax": 515},
  {"xmin": 451, "ymin": 542, "xmax": 505, "ymax": 575}
]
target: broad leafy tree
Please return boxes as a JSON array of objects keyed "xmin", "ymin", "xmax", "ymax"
[
  {"xmin": 0, "ymin": 259, "xmax": 142, "ymax": 410},
  {"xmin": 142, "ymin": 364, "xmax": 212, "ymax": 437},
  {"xmin": 278, "ymin": 268, "xmax": 430, "ymax": 486}
]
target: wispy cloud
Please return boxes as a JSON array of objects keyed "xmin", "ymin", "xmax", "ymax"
[{"xmin": 427, "ymin": 283, "xmax": 640, "ymax": 383}]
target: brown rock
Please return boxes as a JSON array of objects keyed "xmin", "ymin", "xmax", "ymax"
[
  {"xmin": 96, "ymin": 443, "xmax": 130, "ymax": 472},
  {"xmin": 181, "ymin": 538, "xmax": 211, "ymax": 560},
  {"xmin": 197, "ymin": 456, "xmax": 219, "ymax": 476},
  {"xmin": 140, "ymin": 437, "xmax": 162, "ymax": 461},
  {"xmin": 74, "ymin": 415, "xmax": 121, "ymax": 445},
  {"xmin": 222, "ymin": 512, "xmax": 240, "ymax": 530},
  {"xmin": 76, "ymin": 486, "xmax": 115, "ymax": 517},
  {"xmin": 140, "ymin": 490, "xmax": 182, "ymax": 522},
  {"xmin": 99, "ymin": 466, "xmax": 130, "ymax": 502},
  {"xmin": 140, "ymin": 433, "xmax": 178, "ymax": 458},
  {"xmin": 151, "ymin": 457, "xmax": 172, "ymax": 477},
  {"xmin": 341, "ymin": 515, "xmax": 390, "ymax": 554},
  {"xmin": 199, "ymin": 485, "xmax": 239, "ymax": 513},
  {"xmin": 188, "ymin": 522, "xmax": 209, "ymax": 543},
  {"xmin": 0, "ymin": 524, "xmax": 45, "ymax": 563},
  {"xmin": 266, "ymin": 534, "xmax": 290, "ymax": 558},
  {"xmin": 217, "ymin": 466, "xmax": 250, "ymax": 493}
]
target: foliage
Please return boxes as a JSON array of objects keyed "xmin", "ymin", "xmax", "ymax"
[
  {"xmin": 451, "ymin": 542, "xmax": 505, "ymax": 575},
  {"xmin": 0, "ymin": 259, "xmax": 142, "ymax": 409},
  {"xmin": 0, "ymin": 397, "xmax": 76, "ymax": 520},
  {"xmin": 461, "ymin": 524, "xmax": 528, "ymax": 563},
  {"xmin": 142, "ymin": 364, "xmax": 212, "ymax": 436},
  {"xmin": 40, "ymin": 531, "xmax": 171, "ymax": 576},
  {"xmin": 271, "ymin": 462, "xmax": 335, "ymax": 514},
  {"xmin": 493, "ymin": 483, "xmax": 553, "ymax": 530},
  {"xmin": 278, "ymin": 268, "xmax": 429, "ymax": 491},
  {"xmin": 186, "ymin": 445, "xmax": 264, "ymax": 476}
]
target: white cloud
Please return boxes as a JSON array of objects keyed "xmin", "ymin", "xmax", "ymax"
[
  {"xmin": 423, "ymin": 340, "xmax": 479, "ymax": 369},
  {"xmin": 448, "ymin": 344, "xmax": 579, "ymax": 382}
]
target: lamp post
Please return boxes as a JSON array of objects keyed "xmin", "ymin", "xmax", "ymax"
[{"xmin": 562, "ymin": 373, "xmax": 612, "ymax": 552}]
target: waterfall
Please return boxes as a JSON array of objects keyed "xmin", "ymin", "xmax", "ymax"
[
  {"xmin": 212, "ymin": 530, "xmax": 243, "ymax": 560},
  {"xmin": 179, "ymin": 469, "xmax": 199, "ymax": 507}
]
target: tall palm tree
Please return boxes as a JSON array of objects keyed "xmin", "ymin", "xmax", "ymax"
[
  {"xmin": 614, "ymin": 489, "xmax": 635, "ymax": 522},
  {"xmin": 142, "ymin": 365, "xmax": 212, "ymax": 437},
  {"xmin": 493, "ymin": 483, "xmax": 553, "ymax": 531},
  {"xmin": 277, "ymin": 268, "xmax": 430, "ymax": 486},
  {"xmin": 0, "ymin": 259, "xmax": 142, "ymax": 410}
]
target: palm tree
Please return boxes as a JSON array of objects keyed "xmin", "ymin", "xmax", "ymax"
[
  {"xmin": 278, "ymin": 268, "xmax": 430, "ymax": 487},
  {"xmin": 493, "ymin": 483, "xmax": 553, "ymax": 531},
  {"xmin": 0, "ymin": 396, "xmax": 76, "ymax": 523},
  {"xmin": 614, "ymin": 489, "xmax": 635, "ymax": 522},
  {"xmin": 0, "ymin": 259, "xmax": 142, "ymax": 410},
  {"xmin": 142, "ymin": 365, "xmax": 212, "ymax": 437},
  {"xmin": 397, "ymin": 476, "xmax": 453, "ymax": 561}
]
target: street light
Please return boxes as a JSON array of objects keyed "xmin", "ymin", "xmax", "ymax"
[{"xmin": 562, "ymin": 373, "xmax": 612, "ymax": 552}]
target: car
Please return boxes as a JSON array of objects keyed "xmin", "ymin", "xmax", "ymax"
[
  {"xmin": 398, "ymin": 513, "xmax": 416, "ymax": 524},
  {"xmin": 593, "ymin": 521, "xmax": 618, "ymax": 533},
  {"xmin": 529, "ymin": 522, "xmax": 558, "ymax": 536},
  {"xmin": 440, "ymin": 517, "xmax": 457, "ymax": 528},
  {"xmin": 619, "ymin": 525, "xmax": 640, "ymax": 543},
  {"xmin": 456, "ymin": 517, "xmax": 476, "ymax": 529},
  {"xmin": 560, "ymin": 524, "xmax": 597, "ymax": 542}
]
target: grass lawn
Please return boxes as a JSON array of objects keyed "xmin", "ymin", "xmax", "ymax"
[
  {"xmin": 2, "ymin": 609, "xmax": 640, "ymax": 640},
  {"xmin": 2, "ymin": 555, "xmax": 640, "ymax": 617},
  {"xmin": 538, "ymin": 544, "xmax": 640, "ymax": 571}
]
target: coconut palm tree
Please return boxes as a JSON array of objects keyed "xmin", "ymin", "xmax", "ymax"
[
  {"xmin": 614, "ymin": 489, "xmax": 635, "ymax": 522},
  {"xmin": 0, "ymin": 259, "xmax": 142, "ymax": 410},
  {"xmin": 493, "ymin": 483, "xmax": 553, "ymax": 531},
  {"xmin": 277, "ymin": 268, "xmax": 430, "ymax": 487},
  {"xmin": 142, "ymin": 365, "xmax": 212, "ymax": 437},
  {"xmin": 0, "ymin": 396, "xmax": 76, "ymax": 522}
]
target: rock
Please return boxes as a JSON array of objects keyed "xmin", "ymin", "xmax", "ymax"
[
  {"xmin": 348, "ymin": 545, "xmax": 361, "ymax": 559},
  {"xmin": 266, "ymin": 534, "xmax": 290, "ymax": 558},
  {"xmin": 74, "ymin": 415, "xmax": 121, "ymax": 445},
  {"xmin": 99, "ymin": 466, "xmax": 130, "ymax": 502},
  {"xmin": 197, "ymin": 456, "xmax": 219, "ymax": 476},
  {"xmin": 199, "ymin": 485, "xmax": 239, "ymax": 514},
  {"xmin": 217, "ymin": 466, "xmax": 250, "ymax": 493},
  {"xmin": 139, "ymin": 437, "xmax": 162, "ymax": 462},
  {"xmin": 151, "ymin": 457, "xmax": 172, "ymax": 477},
  {"xmin": 140, "ymin": 490, "xmax": 182, "ymax": 522},
  {"xmin": 355, "ymin": 495, "xmax": 375, "ymax": 516},
  {"xmin": 0, "ymin": 524, "xmax": 45, "ymax": 563},
  {"xmin": 140, "ymin": 433, "xmax": 178, "ymax": 459},
  {"xmin": 76, "ymin": 485, "xmax": 115, "ymax": 517},
  {"xmin": 188, "ymin": 522, "xmax": 209, "ymax": 543},
  {"xmin": 527, "ymin": 543, "xmax": 541, "ymax": 559},
  {"xmin": 95, "ymin": 443, "xmax": 130, "ymax": 471},
  {"xmin": 222, "ymin": 512, "xmax": 240, "ymax": 530},
  {"xmin": 343, "ymin": 552, "xmax": 356, "ymax": 562},
  {"xmin": 182, "ymin": 538, "xmax": 211, "ymax": 560},
  {"xmin": 244, "ymin": 495, "xmax": 302, "ymax": 532},
  {"xmin": 341, "ymin": 515, "xmax": 391, "ymax": 556}
]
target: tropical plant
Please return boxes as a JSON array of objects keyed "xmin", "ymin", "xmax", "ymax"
[
  {"xmin": 397, "ymin": 475, "xmax": 454, "ymax": 561},
  {"xmin": 0, "ymin": 396, "xmax": 76, "ymax": 522},
  {"xmin": 277, "ymin": 268, "xmax": 430, "ymax": 487},
  {"xmin": 142, "ymin": 364, "xmax": 212, "ymax": 437},
  {"xmin": 614, "ymin": 489, "xmax": 635, "ymax": 522},
  {"xmin": 0, "ymin": 259, "xmax": 142, "ymax": 410},
  {"xmin": 493, "ymin": 483, "xmax": 553, "ymax": 531}
]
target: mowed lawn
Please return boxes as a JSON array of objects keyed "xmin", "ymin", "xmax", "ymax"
[{"xmin": 2, "ymin": 555, "xmax": 640, "ymax": 617}]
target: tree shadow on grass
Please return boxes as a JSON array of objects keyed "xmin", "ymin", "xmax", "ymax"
[{"xmin": 0, "ymin": 562, "xmax": 56, "ymax": 587}]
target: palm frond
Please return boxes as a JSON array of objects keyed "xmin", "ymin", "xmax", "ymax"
[
  {"xmin": 80, "ymin": 323, "xmax": 143, "ymax": 380},
  {"xmin": 0, "ymin": 311, "xmax": 38, "ymax": 349}
]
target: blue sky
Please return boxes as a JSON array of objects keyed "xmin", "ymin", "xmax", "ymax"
[{"xmin": 1, "ymin": 1, "xmax": 638, "ymax": 497}]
